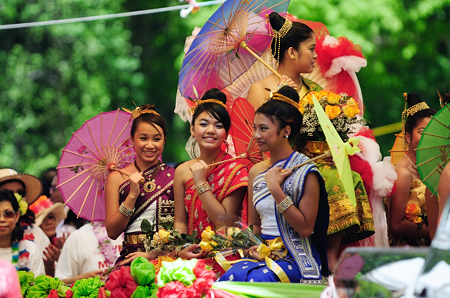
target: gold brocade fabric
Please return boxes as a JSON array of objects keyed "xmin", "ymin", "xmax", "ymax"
[{"xmin": 318, "ymin": 163, "xmax": 375, "ymax": 244}]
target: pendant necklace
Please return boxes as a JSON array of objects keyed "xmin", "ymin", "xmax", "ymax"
[
  {"xmin": 405, "ymin": 155, "xmax": 417, "ymax": 169},
  {"xmin": 134, "ymin": 160, "xmax": 160, "ymax": 193}
]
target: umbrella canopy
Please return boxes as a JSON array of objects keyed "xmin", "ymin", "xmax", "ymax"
[
  {"xmin": 178, "ymin": 0, "xmax": 290, "ymax": 101},
  {"xmin": 389, "ymin": 132, "xmax": 407, "ymax": 165},
  {"xmin": 57, "ymin": 109, "xmax": 136, "ymax": 221},
  {"xmin": 416, "ymin": 104, "xmax": 450, "ymax": 195},
  {"xmin": 312, "ymin": 95, "xmax": 360, "ymax": 206},
  {"xmin": 229, "ymin": 97, "xmax": 268, "ymax": 168}
]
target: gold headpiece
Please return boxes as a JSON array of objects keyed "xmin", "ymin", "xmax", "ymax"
[
  {"xmin": 401, "ymin": 92, "xmax": 430, "ymax": 149},
  {"xmin": 122, "ymin": 102, "xmax": 160, "ymax": 119},
  {"xmin": 188, "ymin": 98, "xmax": 227, "ymax": 115},
  {"xmin": 270, "ymin": 91, "xmax": 302, "ymax": 114},
  {"xmin": 271, "ymin": 17, "xmax": 292, "ymax": 67}
]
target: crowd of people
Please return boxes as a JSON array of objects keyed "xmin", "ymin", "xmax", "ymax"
[{"xmin": 1, "ymin": 11, "xmax": 449, "ymax": 296}]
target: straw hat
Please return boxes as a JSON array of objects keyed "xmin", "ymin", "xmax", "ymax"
[
  {"xmin": 30, "ymin": 195, "xmax": 67, "ymax": 227},
  {"xmin": 0, "ymin": 169, "xmax": 43, "ymax": 204}
]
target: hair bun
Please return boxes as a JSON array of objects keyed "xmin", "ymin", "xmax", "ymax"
[
  {"xmin": 406, "ymin": 93, "xmax": 424, "ymax": 108},
  {"xmin": 269, "ymin": 12, "xmax": 286, "ymax": 32},
  {"xmin": 277, "ymin": 86, "xmax": 300, "ymax": 103},
  {"xmin": 201, "ymin": 88, "xmax": 227, "ymax": 105}
]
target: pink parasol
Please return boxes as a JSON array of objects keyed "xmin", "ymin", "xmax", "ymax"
[{"xmin": 57, "ymin": 109, "xmax": 136, "ymax": 222}]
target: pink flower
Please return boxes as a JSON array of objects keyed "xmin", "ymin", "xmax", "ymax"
[{"xmin": 157, "ymin": 281, "xmax": 188, "ymax": 298}]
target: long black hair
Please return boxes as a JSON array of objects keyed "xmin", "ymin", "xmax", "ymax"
[{"xmin": 0, "ymin": 189, "xmax": 24, "ymax": 243}]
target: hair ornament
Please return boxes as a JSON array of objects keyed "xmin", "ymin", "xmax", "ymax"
[
  {"xmin": 14, "ymin": 193, "xmax": 28, "ymax": 216},
  {"xmin": 266, "ymin": 88, "xmax": 303, "ymax": 114},
  {"xmin": 188, "ymin": 98, "xmax": 227, "ymax": 115},
  {"xmin": 122, "ymin": 101, "xmax": 160, "ymax": 118},
  {"xmin": 271, "ymin": 17, "xmax": 292, "ymax": 65},
  {"xmin": 401, "ymin": 92, "xmax": 430, "ymax": 149}
]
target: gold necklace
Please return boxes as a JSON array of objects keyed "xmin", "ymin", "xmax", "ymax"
[
  {"xmin": 134, "ymin": 161, "xmax": 160, "ymax": 193},
  {"xmin": 405, "ymin": 155, "xmax": 417, "ymax": 169}
]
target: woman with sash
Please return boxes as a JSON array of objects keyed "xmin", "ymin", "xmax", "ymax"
[
  {"xmin": 105, "ymin": 104, "xmax": 175, "ymax": 270},
  {"xmin": 173, "ymin": 88, "xmax": 248, "ymax": 262},
  {"xmin": 387, "ymin": 93, "xmax": 437, "ymax": 246},
  {"xmin": 219, "ymin": 86, "xmax": 329, "ymax": 283},
  {"xmin": 247, "ymin": 12, "xmax": 321, "ymax": 110}
]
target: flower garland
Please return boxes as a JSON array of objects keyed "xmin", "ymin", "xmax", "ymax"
[
  {"xmin": 92, "ymin": 222, "xmax": 117, "ymax": 266},
  {"xmin": 11, "ymin": 241, "xmax": 30, "ymax": 271}
]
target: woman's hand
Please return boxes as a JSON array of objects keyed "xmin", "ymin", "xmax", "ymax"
[
  {"xmin": 190, "ymin": 160, "xmax": 208, "ymax": 186},
  {"xmin": 265, "ymin": 167, "xmax": 292, "ymax": 192},
  {"xmin": 56, "ymin": 232, "xmax": 69, "ymax": 250},
  {"xmin": 177, "ymin": 244, "xmax": 207, "ymax": 259},
  {"xmin": 128, "ymin": 172, "xmax": 144, "ymax": 199},
  {"xmin": 278, "ymin": 75, "xmax": 299, "ymax": 90},
  {"xmin": 245, "ymin": 245, "xmax": 263, "ymax": 261},
  {"xmin": 120, "ymin": 251, "xmax": 162, "ymax": 266},
  {"xmin": 43, "ymin": 244, "xmax": 60, "ymax": 265},
  {"xmin": 80, "ymin": 270, "xmax": 106, "ymax": 280}
]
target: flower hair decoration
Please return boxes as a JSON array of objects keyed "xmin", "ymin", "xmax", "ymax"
[
  {"xmin": 122, "ymin": 101, "xmax": 160, "ymax": 119},
  {"xmin": 14, "ymin": 193, "xmax": 28, "ymax": 216},
  {"xmin": 188, "ymin": 98, "xmax": 227, "ymax": 115}
]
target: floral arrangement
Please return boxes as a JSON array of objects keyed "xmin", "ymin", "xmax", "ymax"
[
  {"xmin": 199, "ymin": 222, "xmax": 261, "ymax": 253},
  {"xmin": 29, "ymin": 195, "xmax": 53, "ymax": 216},
  {"xmin": 140, "ymin": 218, "xmax": 197, "ymax": 253},
  {"xmin": 300, "ymin": 90, "xmax": 363, "ymax": 142},
  {"xmin": 405, "ymin": 203, "xmax": 427, "ymax": 229}
]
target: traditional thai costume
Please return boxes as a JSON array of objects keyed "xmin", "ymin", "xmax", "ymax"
[
  {"xmin": 113, "ymin": 162, "xmax": 175, "ymax": 271},
  {"xmin": 184, "ymin": 151, "xmax": 249, "ymax": 237},
  {"xmin": 386, "ymin": 179, "xmax": 431, "ymax": 247},
  {"xmin": 219, "ymin": 151, "xmax": 329, "ymax": 283}
]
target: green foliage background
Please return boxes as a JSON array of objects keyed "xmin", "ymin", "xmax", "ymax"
[{"xmin": 0, "ymin": 0, "xmax": 449, "ymax": 177}]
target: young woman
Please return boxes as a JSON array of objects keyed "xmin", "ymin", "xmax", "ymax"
[
  {"xmin": 173, "ymin": 88, "xmax": 248, "ymax": 260},
  {"xmin": 0, "ymin": 189, "xmax": 45, "ymax": 275},
  {"xmin": 105, "ymin": 104, "xmax": 175, "ymax": 267},
  {"xmin": 219, "ymin": 86, "xmax": 329, "ymax": 283},
  {"xmin": 247, "ymin": 12, "xmax": 321, "ymax": 110},
  {"xmin": 387, "ymin": 93, "xmax": 437, "ymax": 246}
]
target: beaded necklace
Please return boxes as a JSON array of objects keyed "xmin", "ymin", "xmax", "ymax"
[{"xmin": 11, "ymin": 241, "xmax": 19, "ymax": 269}]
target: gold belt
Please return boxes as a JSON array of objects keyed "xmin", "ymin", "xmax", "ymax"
[{"xmin": 125, "ymin": 234, "xmax": 147, "ymax": 245}]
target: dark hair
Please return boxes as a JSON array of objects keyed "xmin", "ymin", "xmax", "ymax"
[
  {"xmin": 440, "ymin": 92, "xmax": 450, "ymax": 106},
  {"xmin": 404, "ymin": 93, "xmax": 436, "ymax": 135},
  {"xmin": 131, "ymin": 104, "xmax": 168, "ymax": 139},
  {"xmin": 269, "ymin": 12, "xmax": 314, "ymax": 63},
  {"xmin": 192, "ymin": 88, "xmax": 231, "ymax": 133},
  {"xmin": 0, "ymin": 189, "xmax": 24, "ymax": 243},
  {"xmin": 256, "ymin": 86, "xmax": 303, "ymax": 143},
  {"xmin": 40, "ymin": 167, "xmax": 57, "ymax": 197}
]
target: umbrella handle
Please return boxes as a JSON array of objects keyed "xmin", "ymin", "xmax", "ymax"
[
  {"xmin": 208, "ymin": 153, "xmax": 247, "ymax": 167},
  {"xmin": 240, "ymin": 41, "xmax": 281, "ymax": 78},
  {"xmin": 280, "ymin": 151, "xmax": 332, "ymax": 173},
  {"xmin": 110, "ymin": 165, "xmax": 145, "ymax": 184}
]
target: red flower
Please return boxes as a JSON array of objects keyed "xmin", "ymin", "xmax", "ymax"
[
  {"xmin": 23, "ymin": 234, "xmax": 35, "ymax": 241},
  {"xmin": 157, "ymin": 281, "xmax": 188, "ymax": 298},
  {"xmin": 105, "ymin": 266, "xmax": 137, "ymax": 298}
]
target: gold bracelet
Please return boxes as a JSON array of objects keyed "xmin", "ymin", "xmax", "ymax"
[
  {"xmin": 119, "ymin": 202, "xmax": 135, "ymax": 217},
  {"xmin": 277, "ymin": 196, "xmax": 293, "ymax": 213},
  {"xmin": 195, "ymin": 181, "xmax": 211, "ymax": 195}
]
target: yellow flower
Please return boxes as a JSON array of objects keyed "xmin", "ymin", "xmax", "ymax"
[
  {"xmin": 343, "ymin": 101, "xmax": 360, "ymax": 118},
  {"xmin": 201, "ymin": 226, "xmax": 215, "ymax": 242},
  {"xmin": 325, "ymin": 105, "xmax": 341, "ymax": 119},
  {"xmin": 158, "ymin": 229, "xmax": 170, "ymax": 243},
  {"xmin": 413, "ymin": 216, "xmax": 423, "ymax": 224},
  {"xmin": 298, "ymin": 103, "xmax": 305, "ymax": 115},
  {"xmin": 199, "ymin": 241, "xmax": 213, "ymax": 252},
  {"xmin": 324, "ymin": 91, "xmax": 341, "ymax": 104},
  {"xmin": 302, "ymin": 91, "xmax": 317, "ymax": 106}
]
